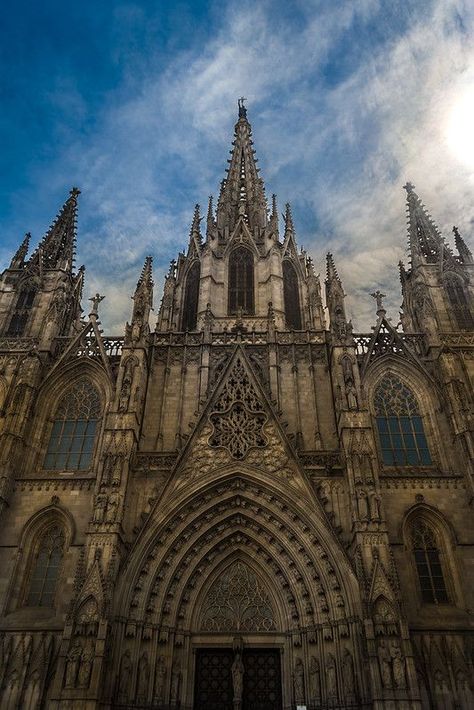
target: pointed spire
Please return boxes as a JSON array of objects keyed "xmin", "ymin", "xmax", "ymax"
[
  {"xmin": 128, "ymin": 256, "xmax": 154, "ymax": 345},
  {"xmin": 403, "ymin": 182, "xmax": 445, "ymax": 266},
  {"xmin": 216, "ymin": 101, "xmax": 267, "ymax": 234},
  {"xmin": 137, "ymin": 255, "xmax": 154, "ymax": 292},
  {"xmin": 187, "ymin": 204, "xmax": 202, "ymax": 256},
  {"xmin": 453, "ymin": 226, "xmax": 473, "ymax": 264},
  {"xmin": 326, "ymin": 253, "xmax": 341, "ymax": 284},
  {"xmin": 326, "ymin": 253, "xmax": 349, "ymax": 340},
  {"xmin": 283, "ymin": 203, "xmax": 295, "ymax": 239},
  {"xmin": 29, "ymin": 187, "xmax": 80, "ymax": 272},
  {"xmin": 9, "ymin": 232, "xmax": 31, "ymax": 269},
  {"xmin": 269, "ymin": 194, "xmax": 279, "ymax": 240}
]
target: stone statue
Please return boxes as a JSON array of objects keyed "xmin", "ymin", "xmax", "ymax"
[
  {"xmin": 326, "ymin": 654, "xmax": 337, "ymax": 699},
  {"xmin": 93, "ymin": 494, "xmax": 107, "ymax": 524},
  {"xmin": 64, "ymin": 645, "xmax": 82, "ymax": 687},
  {"xmin": 309, "ymin": 656, "xmax": 321, "ymax": 701},
  {"xmin": 293, "ymin": 658, "xmax": 304, "ymax": 703},
  {"xmin": 136, "ymin": 654, "xmax": 150, "ymax": 702},
  {"xmin": 105, "ymin": 492, "xmax": 119, "ymax": 524},
  {"xmin": 170, "ymin": 662, "xmax": 181, "ymax": 704},
  {"xmin": 89, "ymin": 293, "xmax": 104, "ymax": 315},
  {"xmin": 378, "ymin": 640, "xmax": 393, "ymax": 688},
  {"xmin": 342, "ymin": 650, "xmax": 356, "ymax": 698},
  {"xmin": 368, "ymin": 490, "xmax": 382, "ymax": 522},
  {"xmin": 231, "ymin": 652, "xmax": 244, "ymax": 705},
  {"xmin": 390, "ymin": 640, "xmax": 406, "ymax": 689},
  {"xmin": 118, "ymin": 652, "xmax": 132, "ymax": 703},
  {"xmin": 154, "ymin": 656, "xmax": 167, "ymax": 702},
  {"xmin": 77, "ymin": 650, "xmax": 92, "ymax": 688}
]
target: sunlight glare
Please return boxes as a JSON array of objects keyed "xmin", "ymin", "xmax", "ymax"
[{"xmin": 446, "ymin": 85, "xmax": 474, "ymax": 170}]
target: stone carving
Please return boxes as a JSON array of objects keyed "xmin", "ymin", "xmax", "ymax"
[
  {"xmin": 293, "ymin": 658, "xmax": 304, "ymax": 704},
  {"xmin": 309, "ymin": 656, "xmax": 321, "ymax": 701},
  {"xmin": 136, "ymin": 653, "xmax": 150, "ymax": 703},
  {"xmin": 390, "ymin": 640, "xmax": 407, "ymax": 689},
  {"xmin": 343, "ymin": 649, "xmax": 356, "ymax": 699},
  {"xmin": 119, "ymin": 356, "xmax": 138, "ymax": 412},
  {"xmin": 64, "ymin": 645, "xmax": 82, "ymax": 687},
  {"xmin": 378, "ymin": 640, "xmax": 393, "ymax": 688},
  {"xmin": 154, "ymin": 656, "xmax": 167, "ymax": 702},
  {"xmin": 231, "ymin": 652, "xmax": 245, "ymax": 706},
  {"xmin": 93, "ymin": 493, "xmax": 107, "ymax": 524},
  {"xmin": 208, "ymin": 357, "xmax": 267, "ymax": 459},
  {"xmin": 117, "ymin": 652, "xmax": 132, "ymax": 703},
  {"xmin": 326, "ymin": 653, "xmax": 338, "ymax": 700},
  {"xmin": 200, "ymin": 561, "xmax": 276, "ymax": 632},
  {"xmin": 170, "ymin": 661, "xmax": 181, "ymax": 704}
]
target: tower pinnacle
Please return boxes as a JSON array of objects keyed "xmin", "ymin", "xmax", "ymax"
[{"xmin": 29, "ymin": 188, "xmax": 80, "ymax": 272}]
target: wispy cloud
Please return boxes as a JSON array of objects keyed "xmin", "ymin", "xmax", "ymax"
[{"xmin": 1, "ymin": 0, "xmax": 473, "ymax": 331}]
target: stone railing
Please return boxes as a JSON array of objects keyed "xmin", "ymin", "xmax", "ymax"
[{"xmin": 0, "ymin": 337, "xmax": 39, "ymax": 351}]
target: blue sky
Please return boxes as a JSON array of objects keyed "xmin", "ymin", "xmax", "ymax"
[{"xmin": 1, "ymin": 0, "xmax": 473, "ymax": 331}]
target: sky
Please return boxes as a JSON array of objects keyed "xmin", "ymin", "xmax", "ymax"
[{"xmin": 1, "ymin": 0, "xmax": 473, "ymax": 332}]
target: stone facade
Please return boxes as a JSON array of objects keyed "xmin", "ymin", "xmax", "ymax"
[{"xmin": 0, "ymin": 102, "xmax": 473, "ymax": 709}]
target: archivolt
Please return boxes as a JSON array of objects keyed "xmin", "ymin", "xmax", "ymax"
[{"xmin": 116, "ymin": 476, "xmax": 360, "ymax": 638}]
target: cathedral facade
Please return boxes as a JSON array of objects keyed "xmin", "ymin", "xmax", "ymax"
[{"xmin": 0, "ymin": 103, "xmax": 473, "ymax": 710}]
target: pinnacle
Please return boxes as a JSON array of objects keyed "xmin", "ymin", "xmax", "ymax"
[
  {"xmin": 284, "ymin": 203, "xmax": 295, "ymax": 235},
  {"xmin": 326, "ymin": 252, "xmax": 340, "ymax": 283},
  {"xmin": 453, "ymin": 225, "xmax": 473, "ymax": 263},
  {"xmin": 28, "ymin": 187, "xmax": 79, "ymax": 272},
  {"xmin": 10, "ymin": 232, "xmax": 31, "ymax": 268},
  {"xmin": 137, "ymin": 255, "xmax": 154, "ymax": 289}
]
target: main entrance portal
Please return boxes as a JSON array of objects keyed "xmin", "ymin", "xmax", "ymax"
[{"xmin": 194, "ymin": 648, "xmax": 282, "ymax": 710}]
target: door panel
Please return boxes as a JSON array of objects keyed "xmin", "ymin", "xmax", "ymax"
[{"xmin": 243, "ymin": 649, "xmax": 282, "ymax": 710}]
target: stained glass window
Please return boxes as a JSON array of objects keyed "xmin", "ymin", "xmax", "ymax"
[
  {"xmin": 374, "ymin": 375, "xmax": 431, "ymax": 466},
  {"xmin": 182, "ymin": 261, "xmax": 200, "ymax": 331},
  {"xmin": 445, "ymin": 276, "xmax": 474, "ymax": 330},
  {"xmin": 44, "ymin": 380, "xmax": 101, "ymax": 471},
  {"xmin": 26, "ymin": 525, "xmax": 65, "ymax": 607},
  {"xmin": 229, "ymin": 247, "xmax": 254, "ymax": 315},
  {"xmin": 411, "ymin": 521, "xmax": 449, "ymax": 604},
  {"xmin": 283, "ymin": 260, "xmax": 302, "ymax": 329},
  {"xmin": 6, "ymin": 287, "xmax": 36, "ymax": 336}
]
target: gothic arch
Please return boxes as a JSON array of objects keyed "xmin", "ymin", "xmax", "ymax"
[
  {"xmin": 402, "ymin": 504, "xmax": 463, "ymax": 608},
  {"xmin": 2, "ymin": 503, "xmax": 73, "ymax": 615},
  {"xmin": 364, "ymin": 358, "xmax": 443, "ymax": 470},
  {"xmin": 228, "ymin": 246, "xmax": 255, "ymax": 315},
  {"xmin": 443, "ymin": 271, "xmax": 474, "ymax": 330},
  {"xmin": 181, "ymin": 259, "xmax": 201, "ymax": 331}
]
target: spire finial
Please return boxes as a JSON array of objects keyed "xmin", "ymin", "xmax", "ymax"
[
  {"xmin": 238, "ymin": 96, "xmax": 247, "ymax": 119},
  {"xmin": 10, "ymin": 232, "xmax": 31, "ymax": 269},
  {"xmin": 403, "ymin": 181, "xmax": 415, "ymax": 194},
  {"xmin": 453, "ymin": 225, "xmax": 473, "ymax": 264}
]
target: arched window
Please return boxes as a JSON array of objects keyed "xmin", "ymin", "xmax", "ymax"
[
  {"xmin": 26, "ymin": 524, "xmax": 65, "ymax": 606},
  {"xmin": 182, "ymin": 261, "xmax": 200, "ymax": 331},
  {"xmin": 229, "ymin": 247, "xmax": 254, "ymax": 315},
  {"xmin": 410, "ymin": 520, "xmax": 449, "ymax": 604},
  {"xmin": 445, "ymin": 276, "xmax": 474, "ymax": 330},
  {"xmin": 6, "ymin": 286, "xmax": 37, "ymax": 336},
  {"xmin": 283, "ymin": 260, "xmax": 302, "ymax": 329},
  {"xmin": 44, "ymin": 379, "xmax": 101, "ymax": 471},
  {"xmin": 374, "ymin": 374, "xmax": 431, "ymax": 466}
]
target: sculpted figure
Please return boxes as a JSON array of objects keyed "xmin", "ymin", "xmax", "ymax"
[
  {"xmin": 293, "ymin": 658, "xmax": 304, "ymax": 703},
  {"xmin": 390, "ymin": 640, "xmax": 406, "ymax": 689},
  {"xmin": 309, "ymin": 656, "xmax": 321, "ymax": 701},
  {"xmin": 93, "ymin": 494, "xmax": 107, "ymax": 524},
  {"xmin": 170, "ymin": 662, "xmax": 181, "ymax": 704},
  {"xmin": 64, "ymin": 645, "xmax": 82, "ymax": 687},
  {"xmin": 154, "ymin": 656, "xmax": 167, "ymax": 702},
  {"xmin": 342, "ymin": 650, "xmax": 356, "ymax": 697},
  {"xmin": 232, "ymin": 653, "xmax": 245, "ymax": 703},
  {"xmin": 368, "ymin": 491, "xmax": 382, "ymax": 522},
  {"xmin": 77, "ymin": 650, "xmax": 92, "ymax": 688},
  {"xmin": 105, "ymin": 492, "xmax": 119, "ymax": 524},
  {"xmin": 118, "ymin": 652, "xmax": 132, "ymax": 703},
  {"xmin": 357, "ymin": 489, "xmax": 369, "ymax": 521},
  {"xmin": 326, "ymin": 654, "xmax": 337, "ymax": 699},
  {"xmin": 378, "ymin": 640, "xmax": 393, "ymax": 688}
]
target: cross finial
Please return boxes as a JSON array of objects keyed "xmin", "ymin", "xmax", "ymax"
[
  {"xmin": 238, "ymin": 97, "xmax": 247, "ymax": 118},
  {"xmin": 89, "ymin": 292, "xmax": 105, "ymax": 316},
  {"xmin": 371, "ymin": 290, "xmax": 386, "ymax": 315},
  {"xmin": 403, "ymin": 182, "xmax": 415, "ymax": 194}
]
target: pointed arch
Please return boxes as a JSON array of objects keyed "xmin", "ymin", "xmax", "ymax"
[
  {"xmin": 373, "ymin": 373, "xmax": 431, "ymax": 466},
  {"xmin": 6, "ymin": 282, "xmax": 37, "ymax": 336},
  {"xmin": 444, "ymin": 272, "xmax": 474, "ymax": 330},
  {"xmin": 43, "ymin": 378, "xmax": 102, "ymax": 471},
  {"xmin": 403, "ymin": 505, "xmax": 461, "ymax": 607},
  {"xmin": 283, "ymin": 260, "xmax": 302, "ymax": 329},
  {"xmin": 181, "ymin": 260, "xmax": 200, "ymax": 331},
  {"xmin": 228, "ymin": 246, "xmax": 254, "ymax": 315}
]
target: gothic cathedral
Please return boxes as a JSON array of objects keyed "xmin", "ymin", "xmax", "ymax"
[{"xmin": 0, "ymin": 102, "xmax": 473, "ymax": 710}]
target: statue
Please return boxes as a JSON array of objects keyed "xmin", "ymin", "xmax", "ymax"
[
  {"xmin": 105, "ymin": 492, "xmax": 119, "ymax": 524},
  {"xmin": 93, "ymin": 493, "xmax": 107, "ymax": 524},
  {"xmin": 64, "ymin": 645, "xmax": 82, "ymax": 687},
  {"xmin": 378, "ymin": 640, "xmax": 393, "ymax": 688},
  {"xmin": 309, "ymin": 656, "xmax": 321, "ymax": 701},
  {"xmin": 231, "ymin": 652, "xmax": 244, "ymax": 706},
  {"xmin": 293, "ymin": 658, "xmax": 304, "ymax": 703},
  {"xmin": 342, "ymin": 650, "xmax": 356, "ymax": 698},
  {"xmin": 170, "ymin": 662, "xmax": 181, "ymax": 704},
  {"xmin": 390, "ymin": 640, "xmax": 406, "ymax": 689},
  {"xmin": 154, "ymin": 656, "xmax": 167, "ymax": 702},
  {"xmin": 371, "ymin": 290, "xmax": 386, "ymax": 313},
  {"xmin": 118, "ymin": 652, "xmax": 132, "ymax": 703},
  {"xmin": 88, "ymin": 293, "xmax": 104, "ymax": 316},
  {"xmin": 357, "ymin": 489, "xmax": 369, "ymax": 521},
  {"xmin": 326, "ymin": 654, "xmax": 337, "ymax": 699},
  {"xmin": 77, "ymin": 649, "xmax": 92, "ymax": 688},
  {"xmin": 136, "ymin": 654, "xmax": 150, "ymax": 703},
  {"xmin": 368, "ymin": 490, "xmax": 382, "ymax": 522}
]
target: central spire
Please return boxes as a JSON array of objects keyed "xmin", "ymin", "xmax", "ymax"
[{"xmin": 216, "ymin": 100, "xmax": 268, "ymax": 236}]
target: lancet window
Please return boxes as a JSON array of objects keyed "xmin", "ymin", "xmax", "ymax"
[
  {"xmin": 182, "ymin": 261, "xmax": 200, "ymax": 331},
  {"xmin": 283, "ymin": 260, "xmax": 302, "ymax": 329},
  {"xmin": 229, "ymin": 246, "xmax": 254, "ymax": 315},
  {"xmin": 26, "ymin": 524, "xmax": 65, "ymax": 607},
  {"xmin": 374, "ymin": 375, "xmax": 431, "ymax": 466},
  {"xmin": 6, "ymin": 286, "xmax": 37, "ymax": 336},
  {"xmin": 444, "ymin": 275, "xmax": 474, "ymax": 330},
  {"xmin": 44, "ymin": 379, "xmax": 101, "ymax": 471},
  {"xmin": 410, "ymin": 520, "xmax": 449, "ymax": 604}
]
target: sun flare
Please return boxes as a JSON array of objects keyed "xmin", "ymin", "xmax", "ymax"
[{"xmin": 446, "ymin": 84, "xmax": 474, "ymax": 171}]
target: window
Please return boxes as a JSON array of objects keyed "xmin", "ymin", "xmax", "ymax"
[
  {"xmin": 6, "ymin": 287, "xmax": 36, "ymax": 336},
  {"xmin": 26, "ymin": 525, "xmax": 65, "ymax": 606},
  {"xmin": 182, "ymin": 261, "xmax": 200, "ymax": 331},
  {"xmin": 229, "ymin": 247, "xmax": 254, "ymax": 315},
  {"xmin": 44, "ymin": 379, "xmax": 101, "ymax": 471},
  {"xmin": 283, "ymin": 260, "xmax": 302, "ymax": 329},
  {"xmin": 445, "ymin": 276, "xmax": 474, "ymax": 330},
  {"xmin": 374, "ymin": 375, "xmax": 431, "ymax": 466},
  {"xmin": 410, "ymin": 520, "xmax": 449, "ymax": 604}
]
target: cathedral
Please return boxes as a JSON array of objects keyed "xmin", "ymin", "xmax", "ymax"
[{"xmin": 0, "ymin": 101, "xmax": 473, "ymax": 710}]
